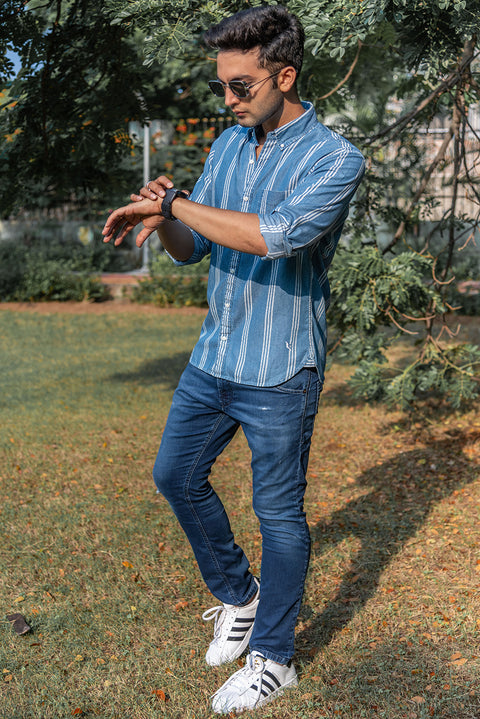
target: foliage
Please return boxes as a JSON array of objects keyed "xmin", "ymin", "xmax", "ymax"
[
  {"xmin": 149, "ymin": 118, "xmax": 221, "ymax": 192},
  {"xmin": 0, "ymin": 0, "xmax": 219, "ymax": 215},
  {"xmin": 18, "ymin": 258, "xmax": 109, "ymax": 302},
  {"xmin": 131, "ymin": 250, "xmax": 209, "ymax": 306},
  {"xmin": 0, "ymin": 236, "xmax": 116, "ymax": 302},
  {"xmin": 2, "ymin": 0, "xmax": 480, "ymax": 407}
]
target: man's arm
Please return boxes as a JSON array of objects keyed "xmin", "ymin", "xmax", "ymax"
[{"xmin": 102, "ymin": 176, "xmax": 268, "ymax": 258}]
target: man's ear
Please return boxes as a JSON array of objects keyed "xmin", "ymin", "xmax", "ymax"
[{"xmin": 277, "ymin": 66, "xmax": 297, "ymax": 93}]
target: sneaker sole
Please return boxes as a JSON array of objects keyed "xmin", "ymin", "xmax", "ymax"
[{"xmin": 212, "ymin": 675, "xmax": 299, "ymax": 714}]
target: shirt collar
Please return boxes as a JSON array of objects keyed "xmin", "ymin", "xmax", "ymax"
[{"xmin": 248, "ymin": 101, "xmax": 318, "ymax": 147}]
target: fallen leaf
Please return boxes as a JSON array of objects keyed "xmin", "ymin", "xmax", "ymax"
[
  {"xmin": 122, "ymin": 561, "xmax": 133, "ymax": 568},
  {"xmin": 152, "ymin": 689, "xmax": 169, "ymax": 701},
  {"xmin": 411, "ymin": 696, "xmax": 426, "ymax": 704},
  {"xmin": 175, "ymin": 600, "xmax": 189, "ymax": 611}
]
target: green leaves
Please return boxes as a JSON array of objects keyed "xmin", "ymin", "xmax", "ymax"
[
  {"xmin": 349, "ymin": 342, "xmax": 480, "ymax": 409},
  {"xmin": 330, "ymin": 246, "xmax": 440, "ymax": 335},
  {"xmin": 329, "ymin": 244, "xmax": 479, "ymax": 409}
]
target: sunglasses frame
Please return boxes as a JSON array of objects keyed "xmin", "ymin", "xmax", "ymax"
[{"xmin": 208, "ymin": 71, "xmax": 281, "ymax": 99}]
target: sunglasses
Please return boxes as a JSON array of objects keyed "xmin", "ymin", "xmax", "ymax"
[{"xmin": 208, "ymin": 71, "xmax": 281, "ymax": 98}]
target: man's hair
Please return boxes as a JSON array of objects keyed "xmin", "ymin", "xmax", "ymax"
[{"xmin": 203, "ymin": 5, "xmax": 304, "ymax": 77}]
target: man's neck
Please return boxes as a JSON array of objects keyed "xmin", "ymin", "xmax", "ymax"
[
  {"xmin": 256, "ymin": 97, "xmax": 305, "ymax": 154},
  {"xmin": 263, "ymin": 94, "xmax": 304, "ymax": 135}
]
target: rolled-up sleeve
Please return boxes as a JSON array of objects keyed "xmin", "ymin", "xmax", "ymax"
[{"xmin": 259, "ymin": 146, "xmax": 365, "ymax": 260}]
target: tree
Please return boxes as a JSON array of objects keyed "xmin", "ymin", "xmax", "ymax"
[
  {"xmin": 0, "ymin": 0, "xmax": 220, "ymax": 215},
  {"xmin": 293, "ymin": 0, "xmax": 480, "ymax": 409},
  {"xmin": 2, "ymin": 0, "xmax": 479, "ymax": 408}
]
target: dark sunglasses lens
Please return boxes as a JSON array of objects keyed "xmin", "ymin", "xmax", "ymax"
[
  {"xmin": 229, "ymin": 82, "xmax": 248, "ymax": 98},
  {"xmin": 208, "ymin": 81, "xmax": 225, "ymax": 97}
]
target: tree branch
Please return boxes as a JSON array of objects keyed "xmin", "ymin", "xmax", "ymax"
[
  {"xmin": 316, "ymin": 40, "xmax": 362, "ymax": 101},
  {"xmin": 366, "ymin": 45, "xmax": 479, "ymax": 146},
  {"xmin": 382, "ymin": 128, "xmax": 454, "ymax": 254}
]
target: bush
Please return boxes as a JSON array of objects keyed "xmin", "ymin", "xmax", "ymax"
[
  {"xmin": 0, "ymin": 241, "xmax": 25, "ymax": 300},
  {"xmin": 0, "ymin": 237, "xmax": 112, "ymax": 302},
  {"xmin": 130, "ymin": 251, "xmax": 209, "ymax": 307},
  {"xmin": 131, "ymin": 274, "xmax": 208, "ymax": 307}
]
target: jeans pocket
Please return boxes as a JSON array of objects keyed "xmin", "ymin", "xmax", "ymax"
[{"xmin": 275, "ymin": 367, "xmax": 318, "ymax": 395}]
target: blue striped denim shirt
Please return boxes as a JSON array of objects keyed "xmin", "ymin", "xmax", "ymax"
[{"xmin": 174, "ymin": 102, "xmax": 365, "ymax": 387}]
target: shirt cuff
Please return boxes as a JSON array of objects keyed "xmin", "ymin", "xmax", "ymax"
[{"xmin": 259, "ymin": 217, "xmax": 295, "ymax": 260}]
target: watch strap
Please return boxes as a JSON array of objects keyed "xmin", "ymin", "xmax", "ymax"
[{"xmin": 161, "ymin": 187, "xmax": 189, "ymax": 220}]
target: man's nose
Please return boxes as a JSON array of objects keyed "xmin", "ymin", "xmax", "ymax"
[{"xmin": 224, "ymin": 86, "xmax": 239, "ymax": 107}]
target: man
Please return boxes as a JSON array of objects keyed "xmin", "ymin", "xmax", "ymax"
[{"xmin": 103, "ymin": 5, "xmax": 364, "ymax": 713}]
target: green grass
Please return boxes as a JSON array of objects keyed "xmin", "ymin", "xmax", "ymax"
[{"xmin": 1, "ymin": 307, "xmax": 479, "ymax": 718}]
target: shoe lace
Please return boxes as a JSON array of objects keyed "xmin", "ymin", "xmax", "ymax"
[
  {"xmin": 235, "ymin": 652, "xmax": 265, "ymax": 705},
  {"xmin": 202, "ymin": 605, "xmax": 225, "ymax": 639}
]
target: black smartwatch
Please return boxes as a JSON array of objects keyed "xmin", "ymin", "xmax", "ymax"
[{"xmin": 161, "ymin": 187, "xmax": 189, "ymax": 220}]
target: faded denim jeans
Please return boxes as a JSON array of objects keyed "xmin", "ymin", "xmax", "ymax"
[{"xmin": 153, "ymin": 362, "xmax": 321, "ymax": 664}]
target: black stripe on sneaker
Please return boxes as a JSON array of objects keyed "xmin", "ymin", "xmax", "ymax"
[
  {"xmin": 260, "ymin": 679, "xmax": 277, "ymax": 695},
  {"xmin": 263, "ymin": 670, "xmax": 282, "ymax": 688}
]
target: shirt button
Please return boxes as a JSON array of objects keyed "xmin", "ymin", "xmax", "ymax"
[
  {"xmin": 229, "ymin": 268, "xmax": 235, "ymax": 274},
  {"xmin": 249, "ymin": 159, "xmax": 254, "ymax": 164},
  {"xmin": 225, "ymin": 302, "xmax": 230, "ymax": 308},
  {"xmin": 243, "ymin": 196, "xmax": 249, "ymax": 201},
  {"xmin": 220, "ymin": 335, "xmax": 228, "ymax": 341}
]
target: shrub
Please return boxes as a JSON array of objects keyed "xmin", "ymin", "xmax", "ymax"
[
  {"xmin": 130, "ymin": 251, "xmax": 209, "ymax": 307},
  {"xmin": 0, "ymin": 237, "xmax": 112, "ymax": 302},
  {"xmin": 0, "ymin": 241, "xmax": 25, "ymax": 300}
]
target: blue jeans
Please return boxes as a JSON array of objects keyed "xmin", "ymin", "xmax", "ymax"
[{"xmin": 153, "ymin": 363, "xmax": 321, "ymax": 664}]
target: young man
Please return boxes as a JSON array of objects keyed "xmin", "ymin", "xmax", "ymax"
[{"xmin": 103, "ymin": 6, "xmax": 364, "ymax": 713}]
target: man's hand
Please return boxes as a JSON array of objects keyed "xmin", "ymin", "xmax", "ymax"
[
  {"xmin": 102, "ymin": 197, "xmax": 165, "ymax": 247},
  {"xmin": 103, "ymin": 176, "xmax": 178, "ymax": 247},
  {"xmin": 130, "ymin": 175, "xmax": 185, "ymax": 203}
]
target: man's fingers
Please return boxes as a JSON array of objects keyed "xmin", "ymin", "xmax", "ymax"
[
  {"xmin": 135, "ymin": 226, "xmax": 155, "ymax": 247},
  {"xmin": 113, "ymin": 222, "xmax": 136, "ymax": 246},
  {"xmin": 102, "ymin": 206, "xmax": 132, "ymax": 242},
  {"xmin": 141, "ymin": 186, "xmax": 160, "ymax": 201}
]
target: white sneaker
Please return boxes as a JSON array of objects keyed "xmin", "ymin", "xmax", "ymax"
[
  {"xmin": 202, "ymin": 579, "xmax": 260, "ymax": 667},
  {"xmin": 211, "ymin": 651, "xmax": 298, "ymax": 714}
]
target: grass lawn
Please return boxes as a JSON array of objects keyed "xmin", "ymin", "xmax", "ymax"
[{"xmin": 1, "ymin": 304, "xmax": 479, "ymax": 719}]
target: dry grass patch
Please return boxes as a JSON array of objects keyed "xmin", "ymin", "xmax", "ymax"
[{"xmin": 1, "ymin": 307, "xmax": 479, "ymax": 719}]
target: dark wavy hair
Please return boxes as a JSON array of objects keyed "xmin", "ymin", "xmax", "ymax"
[{"xmin": 203, "ymin": 5, "xmax": 304, "ymax": 77}]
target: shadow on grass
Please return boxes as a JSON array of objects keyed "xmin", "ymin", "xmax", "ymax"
[
  {"xmin": 297, "ymin": 429, "xmax": 479, "ymax": 658},
  {"xmin": 108, "ymin": 351, "xmax": 192, "ymax": 391},
  {"xmin": 300, "ymin": 640, "xmax": 479, "ymax": 718}
]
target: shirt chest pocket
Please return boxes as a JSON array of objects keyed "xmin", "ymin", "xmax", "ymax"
[{"xmin": 249, "ymin": 189, "xmax": 289, "ymax": 214}]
